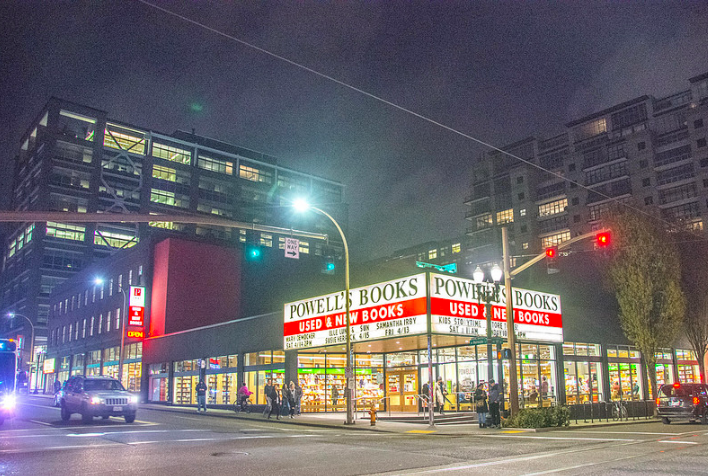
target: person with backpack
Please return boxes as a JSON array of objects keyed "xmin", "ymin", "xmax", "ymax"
[
  {"xmin": 266, "ymin": 380, "xmax": 280, "ymax": 420},
  {"xmin": 195, "ymin": 379, "xmax": 207, "ymax": 413},
  {"xmin": 488, "ymin": 379, "xmax": 502, "ymax": 428}
]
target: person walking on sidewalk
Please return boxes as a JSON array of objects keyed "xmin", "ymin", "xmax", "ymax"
[
  {"xmin": 488, "ymin": 379, "xmax": 501, "ymax": 428},
  {"xmin": 263, "ymin": 378, "xmax": 275, "ymax": 418},
  {"xmin": 195, "ymin": 379, "xmax": 208, "ymax": 413},
  {"xmin": 473, "ymin": 381, "xmax": 488, "ymax": 428},
  {"xmin": 287, "ymin": 381, "xmax": 297, "ymax": 418},
  {"xmin": 266, "ymin": 381, "xmax": 281, "ymax": 420},
  {"xmin": 435, "ymin": 376, "xmax": 448, "ymax": 415},
  {"xmin": 294, "ymin": 381, "xmax": 303, "ymax": 415}
]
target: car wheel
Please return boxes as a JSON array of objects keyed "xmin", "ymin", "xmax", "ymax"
[
  {"xmin": 81, "ymin": 406, "xmax": 93, "ymax": 424},
  {"xmin": 662, "ymin": 417, "xmax": 671, "ymax": 424},
  {"xmin": 60, "ymin": 405, "xmax": 71, "ymax": 422},
  {"xmin": 124, "ymin": 414, "xmax": 136, "ymax": 423}
]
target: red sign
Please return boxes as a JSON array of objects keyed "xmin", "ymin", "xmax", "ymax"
[{"xmin": 126, "ymin": 286, "xmax": 146, "ymax": 340}]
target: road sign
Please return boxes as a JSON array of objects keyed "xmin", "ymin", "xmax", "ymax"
[
  {"xmin": 285, "ymin": 238, "xmax": 299, "ymax": 259},
  {"xmin": 469, "ymin": 336, "xmax": 504, "ymax": 346}
]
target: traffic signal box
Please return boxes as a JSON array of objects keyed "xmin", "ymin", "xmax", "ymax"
[
  {"xmin": 545, "ymin": 246, "xmax": 559, "ymax": 274},
  {"xmin": 244, "ymin": 243, "xmax": 262, "ymax": 261},
  {"xmin": 322, "ymin": 256, "xmax": 335, "ymax": 275}
]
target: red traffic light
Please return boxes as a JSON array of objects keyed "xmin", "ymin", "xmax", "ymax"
[
  {"xmin": 545, "ymin": 247, "xmax": 557, "ymax": 258},
  {"xmin": 596, "ymin": 231, "xmax": 611, "ymax": 248}
]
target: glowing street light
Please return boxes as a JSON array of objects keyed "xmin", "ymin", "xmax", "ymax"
[{"xmin": 294, "ymin": 198, "xmax": 353, "ymax": 425}]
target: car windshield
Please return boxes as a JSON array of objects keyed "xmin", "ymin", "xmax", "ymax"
[
  {"xmin": 660, "ymin": 385, "xmax": 706, "ymax": 398},
  {"xmin": 84, "ymin": 379, "xmax": 124, "ymax": 391}
]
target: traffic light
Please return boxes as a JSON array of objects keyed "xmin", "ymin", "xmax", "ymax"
[
  {"xmin": 596, "ymin": 231, "xmax": 611, "ymax": 248},
  {"xmin": 545, "ymin": 246, "xmax": 558, "ymax": 274},
  {"xmin": 322, "ymin": 256, "xmax": 335, "ymax": 275},
  {"xmin": 244, "ymin": 243, "xmax": 262, "ymax": 261}
]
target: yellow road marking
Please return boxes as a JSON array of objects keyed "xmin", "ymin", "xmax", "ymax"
[{"xmin": 406, "ymin": 430, "xmax": 437, "ymax": 434}]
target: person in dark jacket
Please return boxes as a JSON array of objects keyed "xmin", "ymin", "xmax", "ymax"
[
  {"xmin": 266, "ymin": 380, "xmax": 280, "ymax": 420},
  {"xmin": 473, "ymin": 381, "xmax": 489, "ymax": 428},
  {"xmin": 287, "ymin": 381, "xmax": 297, "ymax": 418},
  {"xmin": 281, "ymin": 383, "xmax": 291, "ymax": 417},
  {"xmin": 195, "ymin": 379, "xmax": 207, "ymax": 413},
  {"xmin": 488, "ymin": 379, "xmax": 501, "ymax": 428}
]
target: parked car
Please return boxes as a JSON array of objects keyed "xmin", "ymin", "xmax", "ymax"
[
  {"xmin": 656, "ymin": 382, "xmax": 708, "ymax": 424},
  {"xmin": 59, "ymin": 376, "xmax": 139, "ymax": 424}
]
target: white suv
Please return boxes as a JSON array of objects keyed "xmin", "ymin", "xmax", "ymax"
[{"xmin": 60, "ymin": 376, "xmax": 139, "ymax": 424}]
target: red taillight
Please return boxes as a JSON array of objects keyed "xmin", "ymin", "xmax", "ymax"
[
  {"xmin": 673, "ymin": 382, "xmax": 680, "ymax": 388},
  {"xmin": 656, "ymin": 397, "xmax": 660, "ymax": 406},
  {"xmin": 693, "ymin": 396, "xmax": 700, "ymax": 405}
]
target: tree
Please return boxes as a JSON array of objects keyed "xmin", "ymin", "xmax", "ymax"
[
  {"xmin": 605, "ymin": 211, "xmax": 685, "ymax": 399},
  {"xmin": 677, "ymin": 233, "xmax": 708, "ymax": 384}
]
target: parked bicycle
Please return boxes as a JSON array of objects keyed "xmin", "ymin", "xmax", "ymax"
[{"xmin": 611, "ymin": 400, "xmax": 628, "ymax": 420}]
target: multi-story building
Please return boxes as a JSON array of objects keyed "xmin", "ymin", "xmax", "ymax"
[
  {"xmin": 466, "ymin": 71, "xmax": 708, "ymax": 266},
  {"xmin": 1, "ymin": 97, "xmax": 346, "ymax": 389}
]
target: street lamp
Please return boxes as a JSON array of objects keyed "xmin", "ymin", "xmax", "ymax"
[
  {"xmin": 472, "ymin": 265, "xmax": 502, "ymax": 389},
  {"xmin": 7, "ymin": 312, "xmax": 35, "ymax": 390},
  {"xmin": 293, "ymin": 198, "xmax": 353, "ymax": 425}
]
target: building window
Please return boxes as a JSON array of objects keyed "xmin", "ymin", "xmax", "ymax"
[
  {"xmin": 568, "ymin": 163, "xmax": 576, "ymax": 172},
  {"xmin": 573, "ymin": 215, "xmax": 581, "ymax": 223},
  {"xmin": 698, "ymin": 138, "xmax": 707, "ymax": 148},
  {"xmin": 152, "ymin": 143, "xmax": 192, "ymax": 165},
  {"xmin": 476, "ymin": 213, "xmax": 492, "ymax": 229},
  {"xmin": 428, "ymin": 249, "xmax": 438, "ymax": 260},
  {"xmin": 574, "ymin": 118, "xmax": 607, "ymax": 142},
  {"xmin": 516, "ymin": 176, "xmax": 524, "ymax": 184},
  {"xmin": 571, "ymin": 197, "xmax": 580, "ymax": 206},
  {"xmin": 520, "ymin": 224, "xmax": 528, "ymax": 233},
  {"xmin": 198, "ymin": 155, "xmax": 234, "ymax": 175},
  {"xmin": 639, "ymin": 159, "xmax": 648, "ymax": 168},
  {"xmin": 538, "ymin": 198, "xmax": 568, "ymax": 218},
  {"xmin": 239, "ymin": 164, "xmax": 273, "ymax": 184},
  {"xmin": 637, "ymin": 141, "xmax": 646, "ymax": 151},
  {"xmin": 645, "ymin": 196, "xmax": 653, "ymax": 205},
  {"xmin": 694, "ymin": 119, "xmax": 704, "ymax": 129},
  {"xmin": 519, "ymin": 209, "xmax": 527, "ymax": 217},
  {"xmin": 541, "ymin": 231, "xmax": 571, "ymax": 248},
  {"xmin": 642, "ymin": 178, "xmax": 651, "ymax": 187},
  {"xmin": 452, "ymin": 243, "xmax": 461, "ymax": 254},
  {"xmin": 496, "ymin": 208, "xmax": 514, "ymax": 224},
  {"xmin": 104, "ymin": 124, "xmax": 146, "ymax": 155},
  {"xmin": 150, "ymin": 189, "xmax": 189, "ymax": 208},
  {"xmin": 46, "ymin": 222, "xmax": 85, "ymax": 242},
  {"xmin": 518, "ymin": 192, "xmax": 525, "ymax": 200},
  {"xmin": 522, "ymin": 242, "xmax": 529, "ymax": 250},
  {"xmin": 94, "ymin": 229, "xmax": 138, "ymax": 249},
  {"xmin": 59, "ymin": 110, "xmax": 96, "ymax": 142}
]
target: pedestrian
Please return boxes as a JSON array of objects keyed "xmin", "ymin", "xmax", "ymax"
[
  {"xmin": 287, "ymin": 381, "xmax": 297, "ymax": 418},
  {"xmin": 331, "ymin": 384, "xmax": 340, "ymax": 408},
  {"xmin": 421, "ymin": 382, "xmax": 430, "ymax": 414},
  {"xmin": 263, "ymin": 378, "xmax": 275, "ymax": 418},
  {"xmin": 435, "ymin": 376, "xmax": 448, "ymax": 415},
  {"xmin": 266, "ymin": 380, "xmax": 281, "ymax": 420},
  {"xmin": 294, "ymin": 381, "xmax": 303, "ymax": 415},
  {"xmin": 195, "ymin": 378, "xmax": 207, "ymax": 413},
  {"xmin": 281, "ymin": 383, "xmax": 291, "ymax": 417},
  {"xmin": 53, "ymin": 379, "xmax": 61, "ymax": 393},
  {"xmin": 488, "ymin": 379, "xmax": 501, "ymax": 428},
  {"xmin": 474, "ymin": 381, "xmax": 489, "ymax": 428},
  {"xmin": 540, "ymin": 376, "xmax": 549, "ymax": 404}
]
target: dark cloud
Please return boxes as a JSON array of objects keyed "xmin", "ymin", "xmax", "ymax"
[{"xmin": 1, "ymin": 1, "xmax": 706, "ymax": 260}]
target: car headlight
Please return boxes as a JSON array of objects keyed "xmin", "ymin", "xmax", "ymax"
[
  {"xmin": 129, "ymin": 395, "xmax": 139, "ymax": 404},
  {"xmin": 90, "ymin": 396, "xmax": 103, "ymax": 405},
  {"xmin": 2, "ymin": 394, "xmax": 16, "ymax": 410}
]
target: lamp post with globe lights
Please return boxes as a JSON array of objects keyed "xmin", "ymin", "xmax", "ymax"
[{"xmin": 472, "ymin": 265, "xmax": 503, "ymax": 387}]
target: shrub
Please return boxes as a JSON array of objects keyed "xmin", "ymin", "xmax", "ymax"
[{"xmin": 503, "ymin": 405, "xmax": 570, "ymax": 428}]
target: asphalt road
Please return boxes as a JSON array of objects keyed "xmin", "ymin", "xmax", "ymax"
[{"xmin": 2, "ymin": 395, "xmax": 708, "ymax": 475}]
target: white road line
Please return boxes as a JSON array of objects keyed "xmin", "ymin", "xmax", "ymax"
[
  {"xmin": 0, "ymin": 443, "xmax": 122, "ymax": 454},
  {"xmin": 565, "ymin": 430, "xmax": 684, "ymax": 435},
  {"xmin": 480, "ymin": 435, "xmax": 637, "ymax": 442},
  {"xmin": 658, "ymin": 440, "xmax": 699, "ymax": 444},
  {"xmin": 520, "ymin": 453, "xmax": 644, "ymax": 476}
]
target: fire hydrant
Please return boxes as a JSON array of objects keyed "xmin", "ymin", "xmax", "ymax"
[{"xmin": 370, "ymin": 403, "xmax": 378, "ymax": 426}]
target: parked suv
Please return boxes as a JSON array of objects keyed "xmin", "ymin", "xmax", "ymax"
[
  {"xmin": 59, "ymin": 376, "xmax": 139, "ymax": 424},
  {"xmin": 656, "ymin": 382, "xmax": 708, "ymax": 424}
]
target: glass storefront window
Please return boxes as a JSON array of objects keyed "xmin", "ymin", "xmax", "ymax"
[
  {"xmin": 298, "ymin": 354, "xmax": 326, "ymax": 368},
  {"xmin": 564, "ymin": 361, "xmax": 602, "ymax": 404},
  {"xmin": 387, "ymin": 352, "xmax": 417, "ymax": 367},
  {"xmin": 457, "ymin": 346, "xmax": 476, "ymax": 361},
  {"xmin": 608, "ymin": 362, "xmax": 642, "ymax": 401},
  {"xmin": 562, "ymin": 343, "xmax": 575, "ymax": 356},
  {"xmin": 272, "ymin": 351, "xmax": 285, "ymax": 363}
]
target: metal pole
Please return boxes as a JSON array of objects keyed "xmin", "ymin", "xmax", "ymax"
[
  {"xmin": 485, "ymin": 297, "xmax": 493, "ymax": 388},
  {"xmin": 311, "ymin": 206, "xmax": 353, "ymax": 425},
  {"xmin": 118, "ymin": 288, "xmax": 128, "ymax": 388},
  {"xmin": 502, "ymin": 227, "xmax": 519, "ymax": 417},
  {"xmin": 428, "ymin": 334, "xmax": 434, "ymax": 427}
]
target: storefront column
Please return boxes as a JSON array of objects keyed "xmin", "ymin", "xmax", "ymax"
[
  {"xmin": 555, "ymin": 343, "xmax": 566, "ymax": 405},
  {"xmin": 600, "ymin": 345, "xmax": 611, "ymax": 402},
  {"xmin": 284, "ymin": 350, "xmax": 298, "ymax": 386},
  {"xmin": 167, "ymin": 361, "xmax": 175, "ymax": 404},
  {"xmin": 236, "ymin": 354, "xmax": 245, "ymax": 387},
  {"xmin": 671, "ymin": 348, "xmax": 680, "ymax": 384}
]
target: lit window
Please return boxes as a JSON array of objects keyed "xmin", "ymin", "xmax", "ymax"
[
  {"xmin": 152, "ymin": 143, "xmax": 191, "ymax": 165},
  {"xmin": 520, "ymin": 209, "xmax": 527, "ymax": 217},
  {"xmin": 46, "ymin": 222, "xmax": 85, "ymax": 241},
  {"xmin": 198, "ymin": 155, "xmax": 233, "ymax": 175},
  {"xmin": 428, "ymin": 249, "xmax": 438, "ymax": 260},
  {"xmin": 104, "ymin": 124, "xmax": 146, "ymax": 154},
  {"xmin": 541, "ymin": 231, "xmax": 571, "ymax": 248},
  {"xmin": 476, "ymin": 213, "xmax": 493, "ymax": 229},
  {"xmin": 239, "ymin": 164, "xmax": 273, "ymax": 184},
  {"xmin": 496, "ymin": 208, "xmax": 514, "ymax": 224},
  {"xmin": 452, "ymin": 243, "xmax": 461, "ymax": 253},
  {"xmin": 538, "ymin": 198, "xmax": 568, "ymax": 218}
]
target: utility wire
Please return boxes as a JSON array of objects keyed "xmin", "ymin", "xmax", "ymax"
[{"xmin": 137, "ymin": 0, "xmax": 697, "ymax": 235}]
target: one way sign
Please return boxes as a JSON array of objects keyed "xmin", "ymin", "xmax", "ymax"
[{"xmin": 285, "ymin": 238, "xmax": 299, "ymax": 259}]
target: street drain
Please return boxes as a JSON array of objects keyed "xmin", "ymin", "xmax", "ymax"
[{"xmin": 211, "ymin": 451, "xmax": 249, "ymax": 457}]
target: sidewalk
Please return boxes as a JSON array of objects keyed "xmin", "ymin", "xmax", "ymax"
[{"xmin": 140, "ymin": 402, "xmax": 658, "ymax": 435}]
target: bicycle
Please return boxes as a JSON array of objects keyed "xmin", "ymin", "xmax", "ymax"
[
  {"xmin": 234, "ymin": 397, "xmax": 252, "ymax": 413},
  {"xmin": 611, "ymin": 400, "xmax": 628, "ymax": 420}
]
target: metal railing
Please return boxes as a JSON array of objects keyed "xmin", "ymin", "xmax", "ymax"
[{"xmin": 568, "ymin": 400, "xmax": 656, "ymax": 424}]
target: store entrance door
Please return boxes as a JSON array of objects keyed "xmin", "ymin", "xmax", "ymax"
[{"xmin": 387, "ymin": 369, "xmax": 418, "ymax": 412}]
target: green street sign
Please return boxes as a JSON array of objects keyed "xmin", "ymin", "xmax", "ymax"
[{"xmin": 469, "ymin": 336, "xmax": 504, "ymax": 346}]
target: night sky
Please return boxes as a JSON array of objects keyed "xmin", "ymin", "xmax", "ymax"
[{"xmin": 1, "ymin": 1, "xmax": 706, "ymax": 260}]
